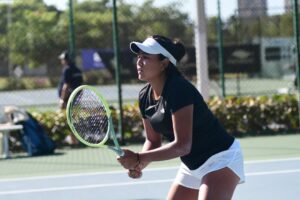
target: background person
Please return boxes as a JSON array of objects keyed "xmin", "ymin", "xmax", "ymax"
[
  {"xmin": 117, "ymin": 35, "xmax": 245, "ymax": 200},
  {"xmin": 57, "ymin": 50, "xmax": 83, "ymax": 109},
  {"xmin": 58, "ymin": 50, "xmax": 83, "ymax": 145}
]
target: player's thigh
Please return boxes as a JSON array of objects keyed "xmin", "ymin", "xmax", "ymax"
[
  {"xmin": 167, "ymin": 182, "xmax": 198, "ymax": 200},
  {"xmin": 199, "ymin": 167, "xmax": 240, "ymax": 200}
]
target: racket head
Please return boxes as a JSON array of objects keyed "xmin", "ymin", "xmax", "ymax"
[{"xmin": 66, "ymin": 85, "xmax": 112, "ymax": 148}]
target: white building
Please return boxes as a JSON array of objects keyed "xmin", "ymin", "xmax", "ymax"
[{"xmin": 238, "ymin": 0, "xmax": 268, "ymax": 18}]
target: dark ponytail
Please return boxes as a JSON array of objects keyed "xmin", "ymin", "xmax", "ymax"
[
  {"xmin": 152, "ymin": 35, "xmax": 186, "ymax": 77},
  {"xmin": 172, "ymin": 40, "xmax": 186, "ymax": 62},
  {"xmin": 152, "ymin": 35, "xmax": 186, "ymax": 64}
]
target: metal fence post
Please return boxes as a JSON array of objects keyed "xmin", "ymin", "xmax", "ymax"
[
  {"xmin": 68, "ymin": 0, "xmax": 76, "ymax": 63},
  {"xmin": 217, "ymin": 0, "xmax": 226, "ymax": 98},
  {"xmin": 112, "ymin": 0, "xmax": 124, "ymax": 144},
  {"xmin": 293, "ymin": 0, "xmax": 300, "ymax": 127}
]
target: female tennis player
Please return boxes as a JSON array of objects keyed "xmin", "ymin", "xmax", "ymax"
[{"xmin": 117, "ymin": 35, "xmax": 245, "ymax": 200}]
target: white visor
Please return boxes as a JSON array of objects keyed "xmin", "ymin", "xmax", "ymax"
[{"xmin": 130, "ymin": 38, "xmax": 177, "ymax": 65}]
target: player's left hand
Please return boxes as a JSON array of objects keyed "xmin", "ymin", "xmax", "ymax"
[{"xmin": 128, "ymin": 168, "xmax": 142, "ymax": 179}]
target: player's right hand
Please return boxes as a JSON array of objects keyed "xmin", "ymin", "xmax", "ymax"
[{"xmin": 117, "ymin": 149, "xmax": 138, "ymax": 170}]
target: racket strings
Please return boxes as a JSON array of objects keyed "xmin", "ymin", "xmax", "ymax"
[{"xmin": 71, "ymin": 89, "xmax": 109, "ymax": 144}]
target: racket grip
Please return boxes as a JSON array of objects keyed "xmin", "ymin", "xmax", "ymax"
[{"xmin": 118, "ymin": 149, "xmax": 125, "ymax": 157}]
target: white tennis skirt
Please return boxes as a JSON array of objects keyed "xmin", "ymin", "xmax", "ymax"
[{"xmin": 174, "ymin": 139, "xmax": 245, "ymax": 189}]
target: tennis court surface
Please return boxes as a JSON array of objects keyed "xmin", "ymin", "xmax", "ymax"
[{"xmin": 0, "ymin": 134, "xmax": 300, "ymax": 200}]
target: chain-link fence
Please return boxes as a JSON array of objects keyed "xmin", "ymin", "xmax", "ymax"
[
  {"xmin": 0, "ymin": 0, "xmax": 299, "ymax": 130},
  {"xmin": 210, "ymin": 0, "xmax": 297, "ymax": 97},
  {"xmin": 0, "ymin": 0, "xmax": 194, "ymax": 109},
  {"xmin": 0, "ymin": 1, "xmax": 298, "ymax": 107}
]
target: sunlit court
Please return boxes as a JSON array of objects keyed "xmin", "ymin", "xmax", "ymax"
[{"xmin": 1, "ymin": 0, "xmax": 300, "ymax": 200}]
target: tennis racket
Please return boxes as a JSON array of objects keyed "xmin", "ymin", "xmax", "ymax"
[{"xmin": 66, "ymin": 85, "xmax": 124, "ymax": 156}]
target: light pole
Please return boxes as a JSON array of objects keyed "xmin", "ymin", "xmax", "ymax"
[{"xmin": 194, "ymin": 0, "xmax": 209, "ymax": 101}]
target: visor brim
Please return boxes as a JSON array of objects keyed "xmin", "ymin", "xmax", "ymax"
[{"xmin": 130, "ymin": 42, "xmax": 160, "ymax": 55}]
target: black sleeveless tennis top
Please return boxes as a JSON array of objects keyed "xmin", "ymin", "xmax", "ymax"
[{"xmin": 138, "ymin": 73, "xmax": 234, "ymax": 170}]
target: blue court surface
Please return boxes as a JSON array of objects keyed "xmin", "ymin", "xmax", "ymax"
[{"xmin": 0, "ymin": 157, "xmax": 299, "ymax": 200}]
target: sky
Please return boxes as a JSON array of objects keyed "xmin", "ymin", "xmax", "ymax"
[{"xmin": 43, "ymin": 0, "xmax": 285, "ymax": 20}]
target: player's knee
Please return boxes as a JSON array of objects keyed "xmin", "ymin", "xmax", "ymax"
[{"xmin": 199, "ymin": 183, "xmax": 235, "ymax": 200}]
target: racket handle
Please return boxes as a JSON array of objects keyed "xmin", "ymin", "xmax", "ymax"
[
  {"xmin": 108, "ymin": 146, "xmax": 124, "ymax": 156},
  {"xmin": 117, "ymin": 149, "xmax": 125, "ymax": 157}
]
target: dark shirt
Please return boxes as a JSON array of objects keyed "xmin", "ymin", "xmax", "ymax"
[
  {"xmin": 138, "ymin": 73, "xmax": 234, "ymax": 170},
  {"xmin": 58, "ymin": 65, "xmax": 83, "ymax": 98}
]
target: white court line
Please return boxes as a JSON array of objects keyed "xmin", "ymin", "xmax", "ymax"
[
  {"xmin": 1, "ymin": 157, "xmax": 300, "ymax": 183},
  {"xmin": 1, "ymin": 168, "xmax": 300, "ymax": 195},
  {"xmin": 246, "ymin": 169, "xmax": 300, "ymax": 176},
  {"xmin": 0, "ymin": 179, "xmax": 173, "ymax": 195},
  {"xmin": 245, "ymin": 157, "xmax": 300, "ymax": 164},
  {"xmin": 0, "ymin": 168, "xmax": 177, "ymax": 183}
]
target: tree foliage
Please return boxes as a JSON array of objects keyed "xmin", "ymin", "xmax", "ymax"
[
  {"xmin": 0, "ymin": 0, "xmax": 194, "ymax": 72},
  {"xmin": 0, "ymin": 0, "xmax": 293, "ymax": 75}
]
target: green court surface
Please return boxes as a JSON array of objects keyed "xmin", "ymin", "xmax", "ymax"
[{"xmin": 0, "ymin": 134, "xmax": 299, "ymax": 179}]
